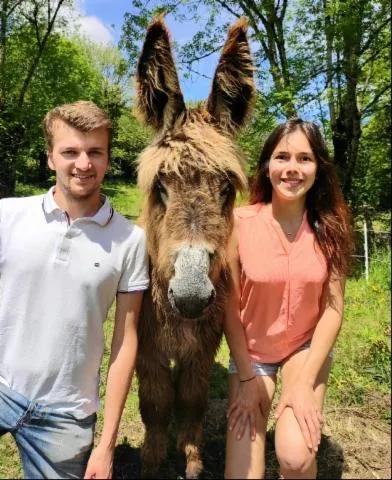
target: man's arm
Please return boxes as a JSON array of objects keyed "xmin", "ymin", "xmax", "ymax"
[{"xmin": 84, "ymin": 290, "xmax": 144, "ymax": 479}]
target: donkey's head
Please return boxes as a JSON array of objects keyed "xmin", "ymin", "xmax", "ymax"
[{"xmin": 137, "ymin": 16, "xmax": 254, "ymax": 319}]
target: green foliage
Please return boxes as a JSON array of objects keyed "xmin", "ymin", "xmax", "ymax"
[
  {"xmin": 238, "ymin": 94, "xmax": 278, "ymax": 174},
  {"xmin": 329, "ymin": 249, "xmax": 391, "ymax": 410},
  {"xmin": 109, "ymin": 109, "xmax": 151, "ymax": 182},
  {"xmin": 14, "ymin": 182, "xmax": 47, "ymax": 197},
  {"xmin": 1, "ymin": 21, "xmax": 147, "ymax": 191},
  {"xmin": 120, "ymin": 0, "xmax": 391, "ymax": 213},
  {"xmin": 350, "ymin": 107, "xmax": 391, "ymax": 212},
  {"xmin": 100, "ymin": 179, "xmax": 145, "ymax": 219},
  {"xmin": 2, "ymin": 28, "xmax": 106, "ymax": 187},
  {"xmin": 1, "ymin": 182, "xmax": 390, "ymax": 477}
]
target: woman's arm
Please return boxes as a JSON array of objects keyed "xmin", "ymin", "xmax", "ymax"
[
  {"xmin": 298, "ymin": 277, "xmax": 345, "ymax": 385},
  {"xmin": 224, "ymin": 220, "xmax": 254, "ymax": 379},
  {"xmin": 224, "ymin": 219, "xmax": 262, "ymax": 440}
]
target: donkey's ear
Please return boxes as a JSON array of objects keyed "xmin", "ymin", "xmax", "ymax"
[
  {"xmin": 206, "ymin": 17, "xmax": 255, "ymax": 135},
  {"xmin": 136, "ymin": 15, "xmax": 186, "ymax": 131}
]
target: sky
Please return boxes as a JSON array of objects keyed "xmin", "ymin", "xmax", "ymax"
[{"xmin": 74, "ymin": 0, "xmax": 226, "ymax": 102}]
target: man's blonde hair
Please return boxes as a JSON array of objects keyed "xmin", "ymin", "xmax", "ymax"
[{"xmin": 43, "ymin": 100, "xmax": 112, "ymax": 151}]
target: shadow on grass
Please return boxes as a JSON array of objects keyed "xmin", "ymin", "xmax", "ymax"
[
  {"xmin": 113, "ymin": 431, "xmax": 344, "ymax": 479},
  {"xmin": 112, "ymin": 430, "xmax": 344, "ymax": 479},
  {"xmin": 112, "ymin": 360, "xmax": 344, "ymax": 478}
]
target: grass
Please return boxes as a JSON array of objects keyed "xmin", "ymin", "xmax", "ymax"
[
  {"xmin": 100, "ymin": 180, "xmax": 144, "ymax": 219},
  {"xmin": 14, "ymin": 179, "xmax": 144, "ymax": 220},
  {"xmin": 1, "ymin": 180, "xmax": 390, "ymax": 478},
  {"xmin": 329, "ymin": 250, "xmax": 391, "ymax": 410}
]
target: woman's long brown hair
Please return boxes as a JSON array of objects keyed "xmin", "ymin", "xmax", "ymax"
[{"xmin": 250, "ymin": 118, "xmax": 353, "ymax": 277}]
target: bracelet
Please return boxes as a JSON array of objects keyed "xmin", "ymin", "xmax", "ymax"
[{"xmin": 239, "ymin": 374, "xmax": 256, "ymax": 383}]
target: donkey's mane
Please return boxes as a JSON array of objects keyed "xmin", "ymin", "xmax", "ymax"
[
  {"xmin": 135, "ymin": 16, "xmax": 255, "ymax": 478},
  {"xmin": 137, "ymin": 109, "xmax": 248, "ymax": 194}
]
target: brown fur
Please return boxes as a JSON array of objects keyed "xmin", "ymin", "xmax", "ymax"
[{"xmin": 135, "ymin": 16, "xmax": 255, "ymax": 478}]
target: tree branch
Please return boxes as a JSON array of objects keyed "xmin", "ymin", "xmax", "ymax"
[
  {"xmin": 361, "ymin": 84, "xmax": 391, "ymax": 116},
  {"xmin": 234, "ymin": 0, "xmax": 268, "ymax": 53},
  {"xmin": 360, "ymin": 16, "xmax": 391, "ymax": 55},
  {"xmin": 214, "ymin": 0, "xmax": 241, "ymax": 19},
  {"xmin": 359, "ymin": 41, "xmax": 390, "ymax": 68},
  {"xmin": 6, "ymin": 0, "xmax": 25, "ymax": 17},
  {"xmin": 18, "ymin": 0, "xmax": 66, "ymax": 108},
  {"xmin": 179, "ymin": 45, "xmax": 223, "ymax": 65},
  {"xmin": 280, "ymin": 0, "xmax": 288, "ymax": 20},
  {"xmin": 178, "ymin": 64, "xmax": 212, "ymax": 80}
]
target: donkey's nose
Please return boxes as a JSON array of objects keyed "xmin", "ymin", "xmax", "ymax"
[
  {"xmin": 208, "ymin": 289, "xmax": 215, "ymax": 305},
  {"xmin": 168, "ymin": 245, "xmax": 217, "ymax": 319},
  {"xmin": 168, "ymin": 286, "xmax": 216, "ymax": 319}
]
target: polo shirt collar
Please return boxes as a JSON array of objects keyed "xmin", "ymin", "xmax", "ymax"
[{"xmin": 42, "ymin": 187, "xmax": 114, "ymax": 226}]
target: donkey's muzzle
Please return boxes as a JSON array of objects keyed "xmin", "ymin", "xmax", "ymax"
[{"xmin": 168, "ymin": 246, "xmax": 216, "ymax": 319}]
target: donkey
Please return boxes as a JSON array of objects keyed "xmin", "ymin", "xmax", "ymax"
[{"xmin": 135, "ymin": 16, "xmax": 255, "ymax": 479}]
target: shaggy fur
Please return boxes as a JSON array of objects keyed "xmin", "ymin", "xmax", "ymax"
[{"xmin": 135, "ymin": 15, "xmax": 255, "ymax": 478}]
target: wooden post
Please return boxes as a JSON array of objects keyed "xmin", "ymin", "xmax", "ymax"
[{"xmin": 363, "ymin": 219, "xmax": 369, "ymax": 282}]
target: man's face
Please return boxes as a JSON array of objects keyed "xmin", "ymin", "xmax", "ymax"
[{"xmin": 48, "ymin": 120, "xmax": 109, "ymax": 201}]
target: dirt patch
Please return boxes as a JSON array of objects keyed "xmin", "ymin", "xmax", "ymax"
[{"xmin": 108, "ymin": 395, "xmax": 391, "ymax": 479}]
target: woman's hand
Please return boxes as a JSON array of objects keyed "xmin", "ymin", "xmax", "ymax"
[
  {"xmin": 227, "ymin": 376, "xmax": 261, "ymax": 441},
  {"xmin": 274, "ymin": 381, "xmax": 324, "ymax": 452}
]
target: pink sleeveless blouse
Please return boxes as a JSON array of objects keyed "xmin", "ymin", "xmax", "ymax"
[{"xmin": 234, "ymin": 203, "xmax": 328, "ymax": 363}]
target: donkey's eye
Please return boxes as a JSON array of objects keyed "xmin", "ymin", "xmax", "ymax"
[
  {"xmin": 220, "ymin": 182, "xmax": 234, "ymax": 202},
  {"xmin": 155, "ymin": 179, "xmax": 168, "ymax": 206},
  {"xmin": 220, "ymin": 182, "xmax": 233, "ymax": 198},
  {"xmin": 220, "ymin": 182, "xmax": 235, "ymax": 211}
]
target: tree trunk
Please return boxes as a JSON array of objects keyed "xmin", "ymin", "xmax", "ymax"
[
  {"xmin": 38, "ymin": 150, "xmax": 49, "ymax": 184},
  {"xmin": 0, "ymin": 117, "xmax": 25, "ymax": 197},
  {"xmin": 0, "ymin": 155, "xmax": 16, "ymax": 198},
  {"xmin": 326, "ymin": 0, "xmax": 365, "ymax": 200}
]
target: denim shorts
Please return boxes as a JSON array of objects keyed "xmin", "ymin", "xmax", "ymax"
[
  {"xmin": 228, "ymin": 339, "xmax": 334, "ymax": 377},
  {"xmin": 0, "ymin": 382, "xmax": 96, "ymax": 479}
]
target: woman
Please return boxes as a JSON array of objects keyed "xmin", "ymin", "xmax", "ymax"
[{"xmin": 224, "ymin": 118, "xmax": 352, "ymax": 479}]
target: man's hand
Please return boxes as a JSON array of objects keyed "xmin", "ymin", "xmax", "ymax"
[
  {"xmin": 274, "ymin": 382, "xmax": 324, "ymax": 452},
  {"xmin": 84, "ymin": 444, "xmax": 114, "ymax": 479}
]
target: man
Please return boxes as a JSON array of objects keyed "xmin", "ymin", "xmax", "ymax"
[{"xmin": 0, "ymin": 101, "xmax": 149, "ymax": 479}]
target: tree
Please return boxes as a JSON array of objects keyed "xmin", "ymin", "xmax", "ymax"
[
  {"xmin": 110, "ymin": 108, "xmax": 151, "ymax": 181},
  {"xmin": 322, "ymin": 0, "xmax": 391, "ymax": 200},
  {"xmin": 4, "ymin": 30, "xmax": 108, "ymax": 185},
  {"xmin": 80, "ymin": 39, "xmax": 151, "ymax": 181},
  {"xmin": 121, "ymin": 0, "xmax": 391, "ymax": 209},
  {"xmin": 121, "ymin": 0, "xmax": 298, "ymax": 118},
  {"xmin": 0, "ymin": 0, "xmax": 71, "ymax": 197}
]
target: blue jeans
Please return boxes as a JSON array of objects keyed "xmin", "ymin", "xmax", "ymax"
[{"xmin": 0, "ymin": 383, "xmax": 95, "ymax": 479}]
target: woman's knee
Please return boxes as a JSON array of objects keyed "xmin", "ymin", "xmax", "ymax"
[{"xmin": 276, "ymin": 444, "xmax": 316, "ymax": 474}]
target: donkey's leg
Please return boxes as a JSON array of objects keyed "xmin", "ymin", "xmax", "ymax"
[
  {"xmin": 175, "ymin": 358, "xmax": 212, "ymax": 479},
  {"xmin": 137, "ymin": 354, "xmax": 174, "ymax": 477}
]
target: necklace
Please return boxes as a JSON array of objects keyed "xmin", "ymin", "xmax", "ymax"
[
  {"xmin": 271, "ymin": 204, "xmax": 304, "ymax": 239},
  {"xmin": 282, "ymin": 221, "xmax": 302, "ymax": 238}
]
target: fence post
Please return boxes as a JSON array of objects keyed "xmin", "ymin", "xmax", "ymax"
[{"xmin": 363, "ymin": 219, "xmax": 369, "ymax": 282}]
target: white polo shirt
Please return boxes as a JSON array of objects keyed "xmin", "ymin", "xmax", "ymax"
[{"xmin": 0, "ymin": 188, "xmax": 149, "ymax": 418}]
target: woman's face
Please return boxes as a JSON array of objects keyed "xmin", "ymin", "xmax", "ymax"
[{"xmin": 268, "ymin": 129, "xmax": 317, "ymax": 203}]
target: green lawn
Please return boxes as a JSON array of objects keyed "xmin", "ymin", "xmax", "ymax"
[
  {"xmin": 1, "ymin": 181, "xmax": 390, "ymax": 478},
  {"xmin": 14, "ymin": 179, "xmax": 144, "ymax": 220}
]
